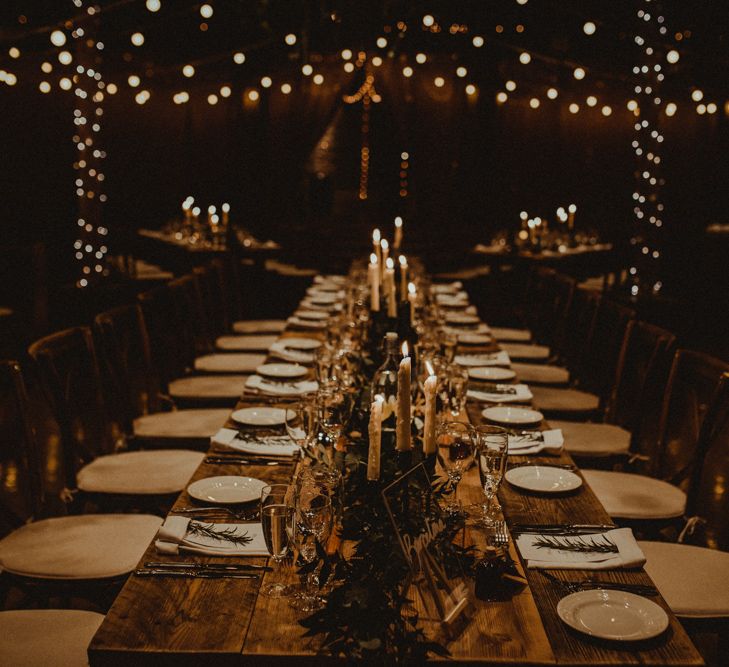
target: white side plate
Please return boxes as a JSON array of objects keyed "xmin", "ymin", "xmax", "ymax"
[{"xmin": 187, "ymin": 476, "xmax": 267, "ymax": 504}]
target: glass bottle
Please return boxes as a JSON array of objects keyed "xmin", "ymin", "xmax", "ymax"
[{"xmin": 370, "ymin": 332, "xmax": 399, "ymax": 434}]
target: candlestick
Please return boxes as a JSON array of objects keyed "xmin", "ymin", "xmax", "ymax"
[
  {"xmin": 396, "ymin": 344, "xmax": 412, "ymax": 452},
  {"xmin": 369, "ymin": 253, "xmax": 380, "ymax": 311},
  {"xmin": 381, "ymin": 239, "xmax": 390, "ymax": 281},
  {"xmin": 367, "ymin": 394, "xmax": 384, "ymax": 480},
  {"xmin": 221, "ymin": 202, "xmax": 230, "ymax": 226},
  {"xmin": 373, "ymin": 228, "xmax": 382, "ymax": 268},
  {"xmin": 385, "ymin": 257, "xmax": 396, "ymax": 318},
  {"xmin": 398, "ymin": 255, "xmax": 408, "ymax": 299},
  {"xmin": 207, "ymin": 205, "xmax": 216, "ymax": 227},
  {"xmin": 408, "ymin": 281, "xmax": 416, "ymax": 321},
  {"xmin": 393, "ymin": 216, "xmax": 403, "ymax": 250},
  {"xmin": 568, "ymin": 204, "xmax": 576, "ymax": 231},
  {"xmin": 423, "ymin": 373, "xmax": 438, "ymax": 455}
]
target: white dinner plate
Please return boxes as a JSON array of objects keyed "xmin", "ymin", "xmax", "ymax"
[
  {"xmin": 445, "ymin": 313, "xmax": 481, "ymax": 325},
  {"xmin": 505, "ymin": 465, "xmax": 582, "ymax": 493},
  {"xmin": 309, "ymin": 294, "xmax": 338, "ymax": 305},
  {"xmin": 482, "ymin": 406, "xmax": 543, "ymax": 425},
  {"xmin": 458, "ymin": 333, "xmax": 493, "ymax": 345},
  {"xmin": 295, "ymin": 310, "xmax": 329, "ymax": 321},
  {"xmin": 280, "ymin": 337, "xmax": 322, "ymax": 351},
  {"xmin": 256, "ymin": 363, "xmax": 309, "ymax": 379},
  {"xmin": 557, "ymin": 590, "xmax": 669, "ymax": 641},
  {"xmin": 469, "ymin": 367, "xmax": 517, "ymax": 381},
  {"xmin": 230, "ymin": 407, "xmax": 294, "ymax": 426},
  {"xmin": 187, "ymin": 476, "xmax": 267, "ymax": 504}
]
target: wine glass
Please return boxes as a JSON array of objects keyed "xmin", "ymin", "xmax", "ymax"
[
  {"xmin": 316, "ymin": 387, "xmax": 353, "ymax": 447},
  {"xmin": 285, "ymin": 401, "xmax": 318, "ymax": 452},
  {"xmin": 289, "ymin": 490, "xmax": 333, "ymax": 612},
  {"xmin": 447, "ymin": 364, "xmax": 469, "ymax": 417},
  {"xmin": 472, "ymin": 425, "xmax": 508, "ymax": 527},
  {"xmin": 435, "ymin": 421, "xmax": 475, "ymax": 515},
  {"xmin": 259, "ymin": 484, "xmax": 294, "ymax": 598}
]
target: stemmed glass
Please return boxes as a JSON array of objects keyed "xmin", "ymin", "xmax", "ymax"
[
  {"xmin": 289, "ymin": 488, "xmax": 333, "ymax": 612},
  {"xmin": 259, "ymin": 484, "xmax": 294, "ymax": 598},
  {"xmin": 447, "ymin": 364, "xmax": 469, "ymax": 417},
  {"xmin": 316, "ymin": 387, "xmax": 353, "ymax": 447},
  {"xmin": 285, "ymin": 401, "xmax": 318, "ymax": 453},
  {"xmin": 435, "ymin": 421, "xmax": 475, "ymax": 515},
  {"xmin": 472, "ymin": 425, "xmax": 508, "ymax": 527}
]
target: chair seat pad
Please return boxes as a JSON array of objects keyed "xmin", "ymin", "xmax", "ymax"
[
  {"xmin": 501, "ymin": 343, "xmax": 550, "ymax": 361},
  {"xmin": 233, "ymin": 319, "xmax": 287, "ymax": 334},
  {"xmin": 639, "ymin": 541, "xmax": 729, "ymax": 618},
  {"xmin": 0, "ymin": 514, "xmax": 161, "ymax": 579},
  {"xmin": 169, "ymin": 375, "xmax": 248, "ymax": 399},
  {"xmin": 490, "ymin": 327, "xmax": 532, "ymax": 342},
  {"xmin": 583, "ymin": 470, "xmax": 686, "ymax": 520},
  {"xmin": 512, "ymin": 363, "xmax": 570, "ymax": 385},
  {"xmin": 77, "ymin": 449, "xmax": 204, "ymax": 494},
  {"xmin": 215, "ymin": 334, "xmax": 277, "ymax": 352},
  {"xmin": 552, "ymin": 420, "xmax": 631, "ymax": 457},
  {"xmin": 531, "ymin": 386, "xmax": 600, "ymax": 413},
  {"xmin": 0, "ymin": 609, "xmax": 105, "ymax": 666},
  {"xmin": 194, "ymin": 353, "xmax": 267, "ymax": 373}
]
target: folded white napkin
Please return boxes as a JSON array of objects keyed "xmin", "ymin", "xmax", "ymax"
[
  {"xmin": 468, "ymin": 384, "xmax": 533, "ymax": 404},
  {"xmin": 314, "ymin": 275, "xmax": 346, "ymax": 286},
  {"xmin": 432, "ymin": 281, "xmax": 463, "ymax": 294},
  {"xmin": 455, "ymin": 351, "xmax": 511, "ymax": 367},
  {"xmin": 444, "ymin": 323, "xmax": 492, "ymax": 336},
  {"xmin": 267, "ymin": 342, "xmax": 315, "ymax": 364},
  {"xmin": 288, "ymin": 316, "xmax": 327, "ymax": 330},
  {"xmin": 211, "ymin": 428, "xmax": 299, "ymax": 456},
  {"xmin": 155, "ymin": 516, "xmax": 269, "ymax": 556},
  {"xmin": 516, "ymin": 528, "xmax": 646, "ymax": 570},
  {"xmin": 299, "ymin": 300, "xmax": 341, "ymax": 312},
  {"xmin": 507, "ymin": 429, "xmax": 564, "ymax": 455},
  {"xmin": 245, "ymin": 374, "xmax": 318, "ymax": 397}
]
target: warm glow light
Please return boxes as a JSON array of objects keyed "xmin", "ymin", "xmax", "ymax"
[
  {"xmin": 233, "ymin": 52, "xmax": 246, "ymax": 64},
  {"xmin": 200, "ymin": 4, "xmax": 213, "ymax": 19},
  {"xmin": 465, "ymin": 84, "xmax": 477, "ymax": 96},
  {"xmin": 344, "ymin": 62, "xmax": 354, "ymax": 73},
  {"xmin": 135, "ymin": 90, "xmax": 150, "ymax": 105},
  {"xmin": 284, "ymin": 33, "xmax": 297, "ymax": 45},
  {"xmin": 9, "ymin": 47, "xmax": 20, "ymax": 59},
  {"xmin": 107, "ymin": 83, "xmax": 118, "ymax": 94},
  {"xmin": 547, "ymin": 87, "xmax": 558, "ymax": 99},
  {"xmin": 341, "ymin": 49, "xmax": 352, "ymax": 60},
  {"xmin": 41, "ymin": 61, "xmax": 52, "ymax": 73},
  {"xmin": 302, "ymin": 64, "xmax": 313, "ymax": 76},
  {"xmin": 666, "ymin": 49, "xmax": 679, "ymax": 64},
  {"xmin": 50, "ymin": 30, "xmax": 67, "ymax": 47},
  {"xmin": 371, "ymin": 56, "xmax": 382, "ymax": 67},
  {"xmin": 127, "ymin": 74, "xmax": 141, "ymax": 87},
  {"xmin": 519, "ymin": 52, "xmax": 531, "ymax": 64},
  {"xmin": 573, "ymin": 67, "xmax": 586, "ymax": 79},
  {"xmin": 583, "ymin": 21, "xmax": 596, "ymax": 35},
  {"xmin": 665, "ymin": 102, "xmax": 677, "ymax": 116},
  {"xmin": 39, "ymin": 81, "xmax": 51, "ymax": 93},
  {"xmin": 146, "ymin": 0, "xmax": 161, "ymax": 12},
  {"xmin": 505, "ymin": 80, "xmax": 516, "ymax": 91},
  {"xmin": 627, "ymin": 99, "xmax": 638, "ymax": 111},
  {"xmin": 220, "ymin": 85, "xmax": 231, "ymax": 97},
  {"xmin": 58, "ymin": 50, "xmax": 72, "ymax": 65},
  {"xmin": 261, "ymin": 76, "xmax": 272, "ymax": 88},
  {"xmin": 707, "ymin": 102, "xmax": 717, "ymax": 114},
  {"xmin": 313, "ymin": 74, "xmax": 324, "ymax": 85},
  {"xmin": 586, "ymin": 95, "xmax": 597, "ymax": 107},
  {"xmin": 280, "ymin": 83, "xmax": 292, "ymax": 94},
  {"xmin": 416, "ymin": 52, "xmax": 426, "ymax": 64},
  {"xmin": 182, "ymin": 64, "xmax": 195, "ymax": 78},
  {"xmin": 59, "ymin": 77, "xmax": 72, "ymax": 90},
  {"xmin": 456, "ymin": 66, "xmax": 467, "ymax": 78},
  {"xmin": 248, "ymin": 90, "xmax": 259, "ymax": 101},
  {"xmin": 472, "ymin": 36, "xmax": 484, "ymax": 47},
  {"xmin": 569, "ymin": 103, "xmax": 580, "ymax": 113},
  {"xmin": 403, "ymin": 66, "xmax": 413, "ymax": 78},
  {"xmin": 691, "ymin": 89, "xmax": 703, "ymax": 102},
  {"xmin": 131, "ymin": 32, "xmax": 145, "ymax": 46},
  {"xmin": 423, "ymin": 15, "xmax": 435, "ymax": 27},
  {"xmin": 529, "ymin": 97, "xmax": 540, "ymax": 109},
  {"xmin": 434, "ymin": 76, "xmax": 445, "ymax": 88},
  {"xmin": 5, "ymin": 73, "xmax": 17, "ymax": 86},
  {"xmin": 376, "ymin": 37, "xmax": 387, "ymax": 48},
  {"xmin": 601, "ymin": 105, "xmax": 612, "ymax": 116},
  {"xmin": 496, "ymin": 91, "xmax": 508, "ymax": 104},
  {"xmin": 696, "ymin": 104, "xmax": 706, "ymax": 115}
]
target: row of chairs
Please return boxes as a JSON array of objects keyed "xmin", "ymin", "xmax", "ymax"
[
  {"xmin": 0, "ymin": 259, "xmax": 289, "ymax": 663},
  {"xmin": 498, "ymin": 268, "xmax": 729, "ymax": 624}
]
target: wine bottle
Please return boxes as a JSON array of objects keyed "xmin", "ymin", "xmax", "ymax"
[{"xmin": 370, "ymin": 332, "xmax": 399, "ymax": 435}]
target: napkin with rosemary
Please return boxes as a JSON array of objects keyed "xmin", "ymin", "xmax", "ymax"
[
  {"xmin": 245, "ymin": 375, "xmax": 318, "ymax": 397},
  {"xmin": 507, "ymin": 429, "xmax": 564, "ymax": 455},
  {"xmin": 468, "ymin": 383, "xmax": 533, "ymax": 404},
  {"xmin": 155, "ymin": 516, "xmax": 269, "ymax": 556},
  {"xmin": 211, "ymin": 428, "xmax": 298, "ymax": 456},
  {"xmin": 515, "ymin": 528, "xmax": 645, "ymax": 569}
]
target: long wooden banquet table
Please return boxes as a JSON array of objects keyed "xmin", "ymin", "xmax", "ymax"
[{"xmin": 89, "ymin": 282, "xmax": 703, "ymax": 666}]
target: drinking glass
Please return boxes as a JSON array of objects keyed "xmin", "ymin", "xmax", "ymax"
[
  {"xmin": 447, "ymin": 364, "xmax": 469, "ymax": 417},
  {"xmin": 285, "ymin": 401, "xmax": 318, "ymax": 452},
  {"xmin": 316, "ymin": 387, "xmax": 353, "ymax": 446},
  {"xmin": 472, "ymin": 425, "xmax": 508, "ymax": 527},
  {"xmin": 315, "ymin": 347, "xmax": 335, "ymax": 385},
  {"xmin": 442, "ymin": 331, "xmax": 458, "ymax": 363},
  {"xmin": 435, "ymin": 421, "xmax": 475, "ymax": 515},
  {"xmin": 260, "ymin": 484, "xmax": 294, "ymax": 598}
]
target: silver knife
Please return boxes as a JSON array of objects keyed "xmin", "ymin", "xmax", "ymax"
[
  {"xmin": 145, "ymin": 561, "xmax": 271, "ymax": 572},
  {"xmin": 135, "ymin": 569, "xmax": 259, "ymax": 579}
]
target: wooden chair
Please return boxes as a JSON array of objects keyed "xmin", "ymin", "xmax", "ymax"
[
  {"xmin": 0, "ymin": 360, "xmax": 161, "ymax": 601},
  {"xmin": 583, "ymin": 350, "xmax": 729, "ymax": 523},
  {"xmin": 556, "ymin": 321, "xmax": 676, "ymax": 459},
  {"xmin": 27, "ymin": 328, "xmax": 203, "ymax": 507}
]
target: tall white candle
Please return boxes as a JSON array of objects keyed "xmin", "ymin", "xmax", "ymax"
[
  {"xmin": 369, "ymin": 253, "xmax": 380, "ymax": 311},
  {"xmin": 373, "ymin": 228, "xmax": 382, "ymax": 267},
  {"xmin": 393, "ymin": 216, "xmax": 403, "ymax": 250},
  {"xmin": 398, "ymin": 255, "xmax": 408, "ymax": 299},
  {"xmin": 408, "ymin": 281, "xmax": 416, "ymax": 321},
  {"xmin": 568, "ymin": 204, "xmax": 576, "ymax": 231},
  {"xmin": 396, "ymin": 344, "xmax": 412, "ymax": 452},
  {"xmin": 221, "ymin": 202, "xmax": 230, "ymax": 226},
  {"xmin": 385, "ymin": 257, "xmax": 396, "ymax": 318},
  {"xmin": 381, "ymin": 239, "xmax": 389, "ymax": 280},
  {"xmin": 367, "ymin": 395, "xmax": 384, "ymax": 480},
  {"xmin": 423, "ymin": 373, "xmax": 438, "ymax": 455}
]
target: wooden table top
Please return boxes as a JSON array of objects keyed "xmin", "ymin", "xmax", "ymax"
[{"xmin": 88, "ymin": 300, "xmax": 704, "ymax": 666}]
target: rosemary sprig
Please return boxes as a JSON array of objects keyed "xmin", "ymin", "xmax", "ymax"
[
  {"xmin": 533, "ymin": 534, "xmax": 619, "ymax": 554},
  {"xmin": 188, "ymin": 521, "xmax": 253, "ymax": 547}
]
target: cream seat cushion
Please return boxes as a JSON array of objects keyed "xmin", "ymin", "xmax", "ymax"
[
  {"xmin": 216, "ymin": 334, "xmax": 277, "ymax": 352},
  {"xmin": 169, "ymin": 375, "xmax": 248, "ymax": 399},
  {"xmin": 490, "ymin": 327, "xmax": 531, "ymax": 342},
  {"xmin": 531, "ymin": 386, "xmax": 600, "ymax": 413},
  {"xmin": 0, "ymin": 610, "xmax": 105, "ymax": 667},
  {"xmin": 501, "ymin": 343, "xmax": 550, "ymax": 361},
  {"xmin": 551, "ymin": 420, "xmax": 631, "ymax": 457},
  {"xmin": 77, "ymin": 450, "xmax": 204, "ymax": 494},
  {"xmin": 640, "ymin": 541, "xmax": 729, "ymax": 618},
  {"xmin": 512, "ymin": 363, "xmax": 570, "ymax": 385},
  {"xmin": 134, "ymin": 409, "xmax": 230, "ymax": 439},
  {"xmin": 233, "ymin": 319, "xmax": 287, "ymax": 334},
  {"xmin": 0, "ymin": 514, "xmax": 161, "ymax": 579},
  {"xmin": 194, "ymin": 353, "xmax": 267, "ymax": 373},
  {"xmin": 583, "ymin": 470, "xmax": 686, "ymax": 520}
]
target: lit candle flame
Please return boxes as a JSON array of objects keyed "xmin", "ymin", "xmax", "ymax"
[
  {"xmin": 408, "ymin": 281, "xmax": 416, "ymax": 295},
  {"xmin": 398, "ymin": 254, "xmax": 407, "ymax": 266},
  {"xmin": 386, "ymin": 257, "xmax": 394, "ymax": 269},
  {"xmin": 373, "ymin": 228, "xmax": 381, "ymax": 242},
  {"xmin": 370, "ymin": 252, "xmax": 378, "ymax": 264},
  {"xmin": 207, "ymin": 205, "xmax": 216, "ymax": 214},
  {"xmin": 381, "ymin": 239, "xmax": 389, "ymax": 251},
  {"xmin": 394, "ymin": 216, "xmax": 403, "ymax": 228},
  {"xmin": 519, "ymin": 210, "xmax": 528, "ymax": 220},
  {"xmin": 425, "ymin": 360, "xmax": 435, "ymax": 376},
  {"xmin": 568, "ymin": 204, "xmax": 577, "ymax": 213},
  {"xmin": 401, "ymin": 340, "xmax": 409, "ymax": 357},
  {"xmin": 221, "ymin": 202, "xmax": 230, "ymax": 213}
]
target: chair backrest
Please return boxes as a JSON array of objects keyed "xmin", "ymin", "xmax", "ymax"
[
  {"xmin": 606, "ymin": 321, "xmax": 677, "ymax": 434},
  {"xmin": 652, "ymin": 349, "xmax": 729, "ymax": 482},
  {"xmin": 684, "ymin": 372, "xmax": 729, "ymax": 550},
  {"xmin": 194, "ymin": 261, "xmax": 229, "ymax": 340},
  {"xmin": 169, "ymin": 274, "xmax": 214, "ymax": 356},
  {"xmin": 577, "ymin": 298, "xmax": 635, "ymax": 399},
  {"xmin": 548, "ymin": 273, "xmax": 577, "ymax": 358},
  {"xmin": 28, "ymin": 327, "xmax": 116, "ymax": 486},
  {"xmin": 94, "ymin": 304, "xmax": 162, "ymax": 428},
  {"xmin": 560, "ymin": 287, "xmax": 601, "ymax": 376},
  {"xmin": 0, "ymin": 360, "xmax": 44, "ymax": 531}
]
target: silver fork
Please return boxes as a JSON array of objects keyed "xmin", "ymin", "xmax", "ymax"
[
  {"xmin": 491, "ymin": 520, "xmax": 509, "ymax": 548},
  {"xmin": 171, "ymin": 506, "xmax": 257, "ymax": 520}
]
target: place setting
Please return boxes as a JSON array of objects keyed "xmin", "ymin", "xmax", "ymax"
[{"xmin": 244, "ymin": 362, "xmax": 319, "ymax": 397}]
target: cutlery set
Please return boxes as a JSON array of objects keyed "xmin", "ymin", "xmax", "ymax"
[
  {"xmin": 136, "ymin": 561, "xmax": 271, "ymax": 580},
  {"xmin": 539, "ymin": 570, "xmax": 659, "ymax": 596}
]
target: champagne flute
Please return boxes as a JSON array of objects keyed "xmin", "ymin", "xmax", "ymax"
[
  {"xmin": 435, "ymin": 421, "xmax": 475, "ymax": 515},
  {"xmin": 285, "ymin": 401, "xmax": 318, "ymax": 452},
  {"xmin": 260, "ymin": 484, "xmax": 294, "ymax": 598},
  {"xmin": 472, "ymin": 425, "xmax": 508, "ymax": 527}
]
